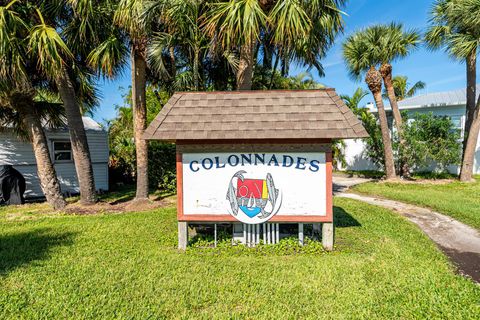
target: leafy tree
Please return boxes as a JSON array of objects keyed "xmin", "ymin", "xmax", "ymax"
[
  {"xmin": 402, "ymin": 113, "xmax": 461, "ymax": 173},
  {"xmin": 426, "ymin": 0, "xmax": 480, "ymax": 182},
  {"xmin": 382, "ymin": 76, "xmax": 425, "ymax": 101},
  {"xmin": 202, "ymin": 0, "xmax": 345, "ymax": 90},
  {"xmin": 343, "ymin": 30, "xmax": 397, "ymax": 179},
  {"xmin": 108, "ymin": 85, "xmax": 176, "ymax": 192}
]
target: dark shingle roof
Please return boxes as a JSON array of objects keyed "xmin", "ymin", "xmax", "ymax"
[{"xmin": 143, "ymin": 89, "xmax": 369, "ymax": 141}]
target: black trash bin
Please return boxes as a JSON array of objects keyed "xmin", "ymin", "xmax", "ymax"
[{"xmin": 0, "ymin": 165, "xmax": 26, "ymax": 205}]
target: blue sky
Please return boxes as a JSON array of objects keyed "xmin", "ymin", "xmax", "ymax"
[{"xmin": 92, "ymin": 0, "xmax": 470, "ymax": 124}]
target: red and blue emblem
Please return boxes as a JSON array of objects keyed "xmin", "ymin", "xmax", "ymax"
[{"xmin": 227, "ymin": 170, "xmax": 280, "ymax": 223}]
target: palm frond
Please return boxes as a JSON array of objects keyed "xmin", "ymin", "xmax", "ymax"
[
  {"xmin": 202, "ymin": 0, "xmax": 266, "ymax": 48},
  {"xmin": 88, "ymin": 34, "xmax": 128, "ymax": 78},
  {"xmin": 28, "ymin": 10, "xmax": 73, "ymax": 80}
]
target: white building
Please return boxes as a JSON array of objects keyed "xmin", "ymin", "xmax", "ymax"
[
  {"xmin": 0, "ymin": 117, "xmax": 109, "ymax": 198},
  {"xmin": 343, "ymin": 85, "xmax": 480, "ymax": 174}
]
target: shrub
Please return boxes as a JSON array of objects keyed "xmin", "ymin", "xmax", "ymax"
[
  {"xmin": 361, "ymin": 112, "xmax": 461, "ymax": 175},
  {"xmin": 402, "ymin": 112, "xmax": 461, "ymax": 173},
  {"xmin": 108, "ymin": 85, "xmax": 176, "ymax": 192}
]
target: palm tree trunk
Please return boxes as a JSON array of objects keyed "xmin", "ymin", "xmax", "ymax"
[
  {"xmin": 373, "ymin": 90, "xmax": 397, "ymax": 180},
  {"xmin": 56, "ymin": 68, "xmax": 97, "ymax": 205},
  {"xmin": 193, "ymin": 48, "xmax": 200, "ymax": 91},
  {"xmin": 169, "ymin": 46, "xmax": 176, "ymax": 79},
  {"xmin": 459, "ymin": 97, "xmax": 480, "ymax": 182},
  {"xmin": 131, "ymin": 44, "xmax": 149, "ymax": 200},
  {"xmin": 16, "ymin": 97, "xmax": 66, "ymax": 210},
  {"xmin": 366, "ymin": 66, "xmax": 396, "ymax": 180},
  {"xmin": 380, "ymin": 63, "xmax": 409, "ymax": 176},
  {"xmin": 268, "ymin": 53, "xmax": 279, "ymax": 89},
  {"xmin": 463, "ymin": 51, "xmax": 476, "ymax": 162},
  {"xmin": 236, "ymin": 40, "xmax": 255, "ymax": 90}
]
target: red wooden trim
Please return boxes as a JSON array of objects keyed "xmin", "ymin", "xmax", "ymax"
[
  {"xmin": 176, "ymin": 152, "xmax": 184, "ymax": 220},
  {"xmin": 178, "ymin": 214, "xmax": 332, "ymax": 223},
  {"xmin": 325, "ymin": 151, "xmax": 333, "ymax": 222},
  {"xmin": 176, "ymin": 139, "xmax": 332, "ymax": 145}
]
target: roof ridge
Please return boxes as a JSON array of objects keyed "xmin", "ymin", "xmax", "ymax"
[
  {"xmin": 327, "ymin": 90, "xmax": 369, "ymax": 137},
  {"xmin": 173, "ymin": 88, "xmax": 334, "ymax": 94},
  {"xmin": 143, "ymin": 93, "xmax": 183, "ymax": 139}
]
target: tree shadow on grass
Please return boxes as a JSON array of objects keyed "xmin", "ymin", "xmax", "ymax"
[
  {"xmin": 0, "ymin": 229, "xmax": 75, "ymax": 276},
  {"xmin": 334, "ymin": 206, "xmax": 361, "ymax": 228}
]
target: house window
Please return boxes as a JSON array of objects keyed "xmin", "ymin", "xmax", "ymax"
[
  {"xmin": 450, "ymin": 115, "xmax": 463, "ymax": 130},
  {"xmin": 449, "ymin": 115, "xmax": 464, "ymax": 139},
  {"xmin": 53, "ymin": 141, "xmax": 72, "ymax": 161}
]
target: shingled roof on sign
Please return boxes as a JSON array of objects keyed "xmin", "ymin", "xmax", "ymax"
[{"xmin": 143, "ymin": 89, "xmax": 369, "ymax": 141}]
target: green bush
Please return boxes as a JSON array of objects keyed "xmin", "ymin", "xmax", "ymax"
[
  {"xmin": 148, "ymin": 142, "xmax": 176, "ymax": 193},
  {"xmin": 359, "ymin": 111, "xmax": 461, "ymax": 175},
  {"xmin": 402, "ymin": 112, "xmax": 461, "ymax": 173},
  {"xmin": 108, "ymin": 85, "xmax": 176, "ymax": 191}
]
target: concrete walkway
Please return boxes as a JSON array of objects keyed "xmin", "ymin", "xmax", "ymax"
[
  {"xmin": 337, "ymin": 192, "xmax": 480, "ymax": 283},
  {"xmin": 332, "ymin": 175, "xmax": 372, "ymax": 193}
]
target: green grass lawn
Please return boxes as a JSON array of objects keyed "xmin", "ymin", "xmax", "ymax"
[
  {"xmin": 0, "ymin": 198, "xmax": 479, "ymax": 319},
  {"xmin": 353, "ymin": 177, "xmax": 480, "ymax": 230}
]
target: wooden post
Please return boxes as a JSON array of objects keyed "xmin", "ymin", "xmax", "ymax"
[
  {"xmin": 178, "ymin": 221, "xmax": 188, "ymax": 250},
  {"xmin": 322, "ymin": 222, "xmax": 334, "ymax": 251},
  {"xmin": 298, "ymin": 223, "xmax": 304, "ymax": 246}
]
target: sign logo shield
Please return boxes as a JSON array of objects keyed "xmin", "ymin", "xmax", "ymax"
[{"xmin": 226, "ymin": 170, "xmax": 281, "ymax": 224}]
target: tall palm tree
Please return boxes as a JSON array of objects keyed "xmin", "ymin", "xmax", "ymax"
[
  {"xmin": 364, "ymin": 24, "xmax": 419, "ymax": 177},
  {"xmin": 343, "ymin": 31, "xmax": 396, "ymax": 179},
  {"xmin": 203, "ymin": 0, "xmax": 345, "ymax": 90},
  {"xmin": 382, "ymin": 76, "xmax": 425, "ymax": 101},
  {"xmin": 0, "ymin": 1, "xmax": 67, "ymax": 209},
  {"xmin": 17, "ymin": 0, "xmax": 102, "ymax": 205},
  {"xmin": 426, "ymin": 0, "xmax": 480, "ymax": 182},
  {"xmin": 113, "ymin": 0, "xmax": 150, "ymax": 201}
]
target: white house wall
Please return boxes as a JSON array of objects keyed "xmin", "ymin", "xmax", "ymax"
[
  {"xmin": 0, "ymin": 130, "xmax": 109, "ymax": 198},
  {"xmin": 342, "ymin": 139, "xmax": 378, "ymax": 171}
]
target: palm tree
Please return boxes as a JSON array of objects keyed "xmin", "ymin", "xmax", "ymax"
[
  {"xmin": 22, "ymin": 1, "xmax": 101, "ymax": 205},
  {"xmin": 365, "ymin": 24, "xmax": 419, "ymax": 177},
  {"xmin": 382, "ymin": 76, "xmax": 425, "ymax": 101},
  {"xmin": 112, "ymin": 0, "xmax": 150, "ymax": 201},
  {"xmin": 426, "ymin": 0, "xmax": 480, "ymax": 182},
  {"xmin": 202, "ymin": 0, "xmax": 345, "ymax": 90},
  {"xmin": 343, "ymin": 31, "xmax": 396, "ymax": 179},
  {"xmin": 340, "ymin": 87, "xmax": 369, "ymax": 115},
  {"xmin": 0, "ymin": 1, "xmax": 66, "ymax": 209}
]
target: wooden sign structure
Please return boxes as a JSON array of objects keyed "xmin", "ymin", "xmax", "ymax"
[{"xmin": 144, "ymin": 90, "xmax": 368, "ymax": 250}]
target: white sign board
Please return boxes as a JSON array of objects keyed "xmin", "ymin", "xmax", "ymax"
[{"xmin": 182, "ymin": 152, "xmax": 327, "ymax": 224}]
